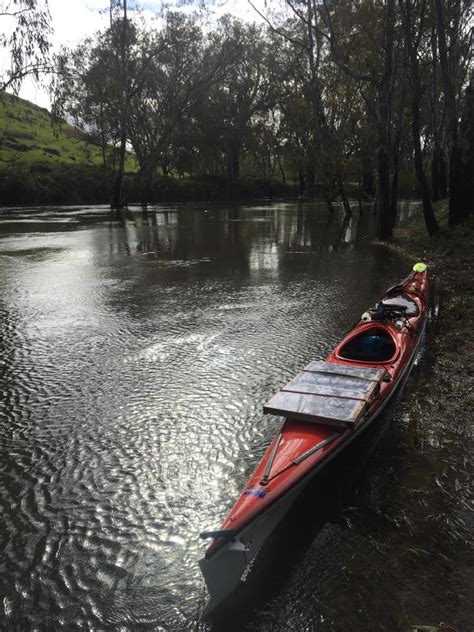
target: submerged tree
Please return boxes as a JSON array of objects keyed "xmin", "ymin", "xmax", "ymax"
[{"xmin": 109, "ymin": 0, "xmax": 129, "ymax": 210}]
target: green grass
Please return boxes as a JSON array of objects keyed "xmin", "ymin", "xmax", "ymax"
[
  {"xmin": 394, "ymin": 199, "xmax": 474, "ymax": 262},
  {"xmin": 0, "ymin": 92, "xmax": 137, "ymax": 170}
]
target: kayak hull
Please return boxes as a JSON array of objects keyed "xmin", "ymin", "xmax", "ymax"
[{"xmin": 199, "ymin": 266, "xmax": 430, "ymax": 616}]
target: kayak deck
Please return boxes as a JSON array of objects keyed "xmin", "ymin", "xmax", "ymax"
[
  {"xmin": 199, "ymin": 263, "xmax": 430, "ymax": 617},
  {"xmin": 264, "ymin": 360, "xmax": 386, "ymax": 428}
]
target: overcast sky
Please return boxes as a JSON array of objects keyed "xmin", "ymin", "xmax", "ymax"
[{"xmin": 15, "ymin": 0, "xmax": 270, "ymax": 109}]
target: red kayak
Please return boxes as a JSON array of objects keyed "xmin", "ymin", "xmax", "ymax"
[{"xmin": 199, "ymin": 263, "xmax": 430, "ymax": 616}]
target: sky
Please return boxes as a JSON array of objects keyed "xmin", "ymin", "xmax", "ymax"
[{"xmin": 12, "ymin": 0, "xmax": 270, "ymax": 109}]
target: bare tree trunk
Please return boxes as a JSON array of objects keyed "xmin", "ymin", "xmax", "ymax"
[
  {"xmin": 339, "ymin": 180, "xmax": 352, "ymax": 218},
  {"xmin": 298, "ymin": 168, "xmax": 306, "ymax": 195},
  {"xmin": 450, "ymin": 71, "xmax": 474, "ymax": 221},
  {"xmin": 390, "ymin": 90, "xmax": 405, "ymax": 229},
  {"xmin": 429, "ymin": 24, "xmax": 447, "ymax": 202},
  {"xmin": 433, "ymin": 0, "xmax": 464, "ymax": 225},
  {"xmin": 375, "ymin": 0, "xmax": 395, "ymax": 240},
  {"xmin": 431, "ymin": 141, "xmax": 448, "ymax": 202},
  {"xmin": 361, "ymin": 155, "xmax": 375, "ymax": 198},
  {"xmin": 111, "ymin": 0, "xmax": 129, "ymax": 210},
  {"xmin": 401, "ymin": 0, "xmax": 439, "ymax": 235},
  {"xmin": 278, "ymin": 157, "xmax": 286, "ymax": 183}
]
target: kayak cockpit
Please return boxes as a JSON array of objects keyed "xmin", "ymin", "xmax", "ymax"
[{"xmin": 337, "ymin": 326, "xmax": 397, "ymax": 363}]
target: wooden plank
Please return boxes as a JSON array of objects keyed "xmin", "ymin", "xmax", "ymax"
[
  {"xmin": 303, "ymin": 360, "xmax": 385, "ymax": 382},
  {"xmin": 263, "ymin": 391, "xmax": 364, "ymax": 428},
  {"xmin": 263, "ymin": 361, "xmax": 384, "ymax": 427},
  {"xmin": 283, "ymin": 370, "xmax": 374, "ymax": 400}
]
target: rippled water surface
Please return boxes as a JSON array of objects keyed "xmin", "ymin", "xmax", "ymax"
[{"xmin": 0, "ymin": 202, "xmax": 470, "ymax": 631}]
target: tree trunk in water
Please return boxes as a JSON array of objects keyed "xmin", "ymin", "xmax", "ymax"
[
  {"xmin": 339, "ymin": 181, "xmax": 352, "ymax": 218},
  {"xmin": 429, "ymin": 23, "xmax": 446, "ymax": 203},
  {"xmin": 361, "ymin": 156, "xmax": 375, "ymax": 198},
  {"xmin": 412, "ymin": 102, "xmax": 439, "ymax": 235},
  {"xmin": 111, "ymin": 0, "xmax": 128, "ymax": 210},
  {"xmin": 230, "ymin": 156, "xmax": 240, "ymax": 179},
  {"xmin": 438, "ymin": 148, "xmax": 448, "ymax": 199},
  {"xmin": 227, "ymin": 140, "xmax": 241, "ymax": 180},
  {"xmin": 111, "ymin": 118, "xmax": 127, "ymax": 210},
  {"xmin": 376, "ymin": 0, "xmax": 395, "ymax": 240},
  {"xmin": 298, "ymin": 169, "xmax": 306, "ymax": 195},
  {"xmin": 139, "ymin": 167, "xmax": 154, "ymax": 208},
  {"xmin": 390, "ymin": 85, "xmax": 405, "ymax": 229},
  {"xmin": 278, "ymin": 158, "xmax": 286, "ymax": 183},
  {"xmin": 305, "ymin": 162, "xmax": 315, "ymax": 195}
]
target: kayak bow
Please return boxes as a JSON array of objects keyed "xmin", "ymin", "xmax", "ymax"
[{"xmin": 199, "ymin": 263, "xmax": 430, "ymax": 616}]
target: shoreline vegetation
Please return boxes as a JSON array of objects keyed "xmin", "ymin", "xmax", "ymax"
[
  {"xmin": 393, "ymin": 199, "xmax": 473, "ymax": 460},
  {"xmin": 0, "ymin": 162, "xmax": 300, "ymax": 207}
]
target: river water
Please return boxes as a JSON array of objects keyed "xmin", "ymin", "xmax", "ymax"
[{"xmin": 0, "ymin": 201, "xmax": 470, "ymax": 631}]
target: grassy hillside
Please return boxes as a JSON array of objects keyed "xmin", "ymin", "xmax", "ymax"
[
  {"xmin": 0, "ymin": 92, "xmax": 109, "ymax": 166},
  {"xmin": 0, "ymin": 92, "xmax": 139, "ymax": 206}
]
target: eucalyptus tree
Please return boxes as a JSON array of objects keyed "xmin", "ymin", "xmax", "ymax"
[
  {"xmin": 109, "ymin": 0, "xmax": 129, "ymax": 209},
  {"xmin": 312, "ymin": 0, "xmax": 400, "ymax": 235},
  {"xmin": 433, "ymin": 0, "xmax": 473, "ymax": 224},
  {"xmin": 52, "ymin": 18, "xmax": 149, "ymax": 176},
  {"xmin": 0, "ymin": 0, "xmax": 52, "ymax": 92},
  {"xmin": 191, "ymin": 18, "xmax": 277, "ymax": 179},
  {"xmin": 249, "ymin": 0, "xmax": 400, "ymax": 230},
  {"xmin": 127, "ymin": 13, "xmax": 240, "ymax": 202},
  {"xmin": 398, "ymin": 0, "xmax": 439, "ymax": 235}
]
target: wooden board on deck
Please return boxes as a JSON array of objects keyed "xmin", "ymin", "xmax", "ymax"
[{"xmin": 264, "ymin": 361, "xmax": 385, "ymax": 428}]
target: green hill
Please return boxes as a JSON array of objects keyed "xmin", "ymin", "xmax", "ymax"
[
  {"xmin": 0, "ymin": 92, "xmax": 140, "ymax": 206},
  {"xmin": 0, "ymin": 92, "xmax": 107, "ymax": 166}
]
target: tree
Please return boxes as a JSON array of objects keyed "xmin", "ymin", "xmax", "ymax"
[
  {"xmin": 399, "ymin": 0, "xmax": 439, "ymax": 235},
  {"xmin": 52, "ymin": 8, "xmax": 167, "ymax": 206},
  {"xmin": 0, "ymin": 0, "xmax": 52, "ymax": 92},
  {"xmin": 434, "ymin": 0, "xmax": 473, "ymax": 224},
  {"xmin": 127, "ymin": 13, "xmax": 237, "ymax": 203},
  {"xmin": 110, "ymin": 0, "xmax": 129, "ymax": 209}
]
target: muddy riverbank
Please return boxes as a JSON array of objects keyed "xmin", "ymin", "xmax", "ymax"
[
  {"xmin": 393, "ymin": 201, "xmax": 473, "ymax": 427},
  {"xmin": 387, "ymin": 202, "xmax": 474, "ymax": 631}
]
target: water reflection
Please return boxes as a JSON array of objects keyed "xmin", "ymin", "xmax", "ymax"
[{"xmin": 0, "ymin": 200, "xmax": 468, "ymax": 631}]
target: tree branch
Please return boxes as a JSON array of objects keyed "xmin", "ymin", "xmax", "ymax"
[{"xmin": 247, "ymin": 0, "xmax": 308, "ymax": 52}]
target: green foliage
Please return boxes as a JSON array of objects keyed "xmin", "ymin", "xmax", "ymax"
[
  {"xmin": 0, "ymin": 0, "xmax": 52, "ymax": 93},
  {"xmin": 125, "ymin": 174, "xmax": 296, "ymax": 203},
  {"xmin": 0, "ymin": 161, "xmax": 111, "ymax": 205}
]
